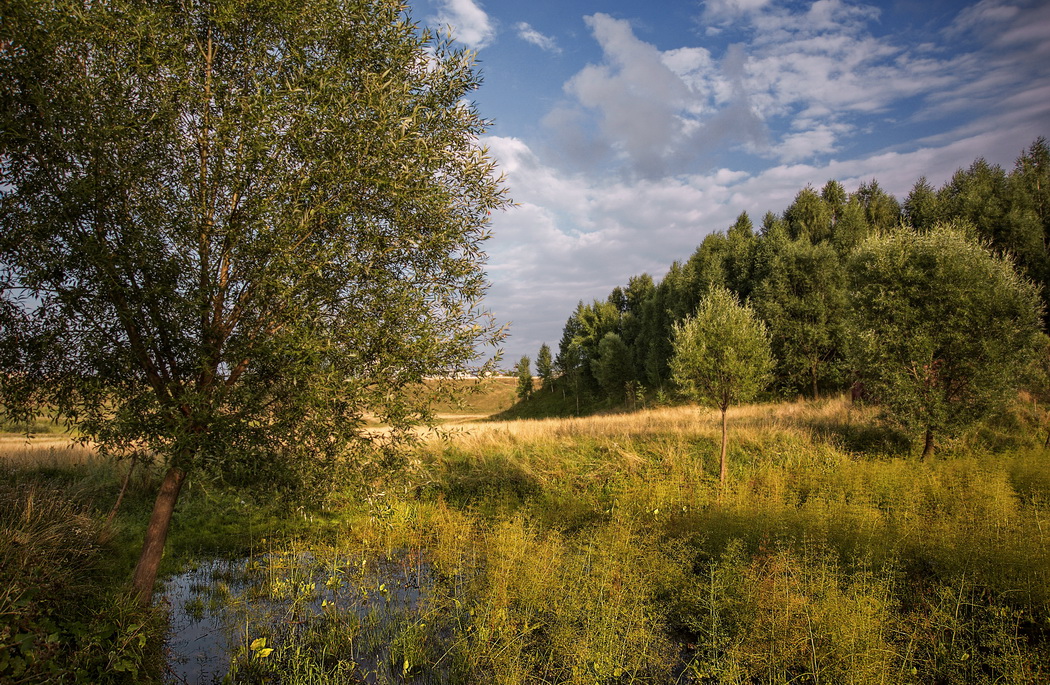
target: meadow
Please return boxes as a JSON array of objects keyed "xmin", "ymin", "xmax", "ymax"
[{"xmin": 3, "ymin": 391, "xmax": 1050, "ymax": 683}]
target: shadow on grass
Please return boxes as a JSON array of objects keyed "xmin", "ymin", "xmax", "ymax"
[{"xmin": 429, "ymin": 450, "xmax": 543, "ymax": 514}]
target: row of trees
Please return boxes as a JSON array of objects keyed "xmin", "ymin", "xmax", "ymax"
[{"xmin": 538, "ymin": 139, "xmax": 1049, "ymax": 457}]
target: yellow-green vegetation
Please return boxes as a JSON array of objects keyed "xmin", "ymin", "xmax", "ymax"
[
  {"xmin": 424, "ymin": 377, "xmax": 524, "ymax": 421},
  {"xmin": 5, "ymin": 396, "xmax": 1050, "ymax": 683},
  {"xmin": 0, "ymin": 442, "xmax": 160, "ymax": 682}
]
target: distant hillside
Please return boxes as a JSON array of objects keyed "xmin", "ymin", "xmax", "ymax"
[{"xmin": 426, "ymin": 376, "xmax": 521, "ymax": 420}]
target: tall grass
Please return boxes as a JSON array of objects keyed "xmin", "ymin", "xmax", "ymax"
[
  {"xmin": 7, "ymin": 396, "xmax": 1050, "ymax": 682},
  {"xmin": 0, "ymin": 445, "xmax": 164, "ymax": 683},
  {"xmin": 172, "ymin": 396, "xmax": 1047, "ymax": 683}
]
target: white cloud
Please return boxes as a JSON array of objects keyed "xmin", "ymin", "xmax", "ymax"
[
  {"xmin": 484, "ymin": 118, "xmax": 1049, "ymax": 362},
  {"xmin": 480, "ymin": 0, "xmax": 1050, "ymax": 362},
  {"xmin": 702, "ymin": 0, "xmax": 774, "ymax": 23},
  {"xmin": 772, "ymin": 124, "xmax": 847, "ymax": 163},
  {"xmin": 516, "ymin": 22, "xmax": 560, "ymax": 53},
  {"xmin": 432, "ymin": 0, "xmax": 496, "ymax": 50},
  {"xmin": 545, "ymin": 14, "xmax": 764, "ymax": 178}
]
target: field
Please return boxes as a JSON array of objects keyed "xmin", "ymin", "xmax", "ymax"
[{"xmin": 3, "ymin": 393, "xmax": 1050, "ymax": 683}]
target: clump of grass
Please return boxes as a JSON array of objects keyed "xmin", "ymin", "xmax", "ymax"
[{"xmin": 0, "ymin": 474, "xmax": 162, "ymax": 682}]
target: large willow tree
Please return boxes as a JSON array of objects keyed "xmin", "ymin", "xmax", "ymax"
[
  {"xmin": 0, "ymin": 0, "xmax": 508, "ymax": 603},
  {"xmin": 847, "ymin": 226, "xmax": 1043, "ymax": 458}
]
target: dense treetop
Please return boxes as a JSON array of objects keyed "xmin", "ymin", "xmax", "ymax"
[{"xmin": 552, "ymin": 137, "xmax": 1049, "ymax": 408}]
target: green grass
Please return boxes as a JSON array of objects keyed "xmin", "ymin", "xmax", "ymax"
[{"xmin": 5, "ymin": 396, "xmax": 1050, "ymax": 683}]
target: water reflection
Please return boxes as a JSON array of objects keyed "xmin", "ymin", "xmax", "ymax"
[{"xmin": 162, "ymin": 550, "xmax": 430, "ymax": 684}]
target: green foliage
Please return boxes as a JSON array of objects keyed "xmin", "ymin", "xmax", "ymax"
[
  {"xmin": 847, "ymin": 225, "xmax": 1044, "ymax": 456},
  {"xmin": 753, "ymin": 238, "xmax": 847, "ymax": 398},
  {"xmin": 536, "ymin": 343, "xmax": 553, "ymax": 390},
  {"xmin": 853, "ymin": 179, "xmax": 902, "ymax": 231},
  {"xmin": 0, "ymin": 0, "xmax": 508, "ymax": 599},
  {"xmin": 592, "ymin": 332, "xmax": 633, "ymax": 401},
  {"xmin": 515, "ymin": 355, "xmax": 533, "ymax": 402},
  {"xmin": 11, "ymin": 396, "xmax": 1050, "ymax": 683},
  {"xmin": 670, "ymin": 286, "xmax": 773, "ymax": 413},
  {"xmin": 0, "ymin": 0, "xmax": 507, "ymax": 486},
  {"xmin": 784, "ymin": 185, "xmax": 834, "ymax": 243},
  {"xmin": 0, "ymin": 476, "xmax": 162, "ymax": 683},
  {"xmin": 148, "ymin": 399, "xmax": 1050, "ymax": 683},
  {"xmin": 904, "ymin": 176, "xmax": 942, "ymax": 230}
]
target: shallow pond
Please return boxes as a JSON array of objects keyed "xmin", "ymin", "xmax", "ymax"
[{"xmin": 161, "ymin": 549, "xmax": 431, "ymax": 684}]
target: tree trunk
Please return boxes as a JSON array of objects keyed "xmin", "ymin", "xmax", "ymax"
[
  {"xmin": 921, "ymin": 427, "xmax": 935, "ymax": 460},
  {"xmin": 812, "ymin": 363, "xmax": 819, "ymax": 400},
  {"xmin": 131, "ymin": 465, "xmax": 186, "ymax": 606},
  {"xmin": 720, "ymin": 408, "xmax": 728, "ymax": 484}
]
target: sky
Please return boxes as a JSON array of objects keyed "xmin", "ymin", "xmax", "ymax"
[{"xmin": 408, "ymin": 0, "xmax": 1050, "ymax": 368}]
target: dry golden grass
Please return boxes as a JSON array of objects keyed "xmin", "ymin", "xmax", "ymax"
[
  {"xmin": 0, "ymin": 436, "xmax": 101, "ymax": 470},
  {"xmin": 432, "ymin": 394, "xmax": 876, "ymax": 450}
]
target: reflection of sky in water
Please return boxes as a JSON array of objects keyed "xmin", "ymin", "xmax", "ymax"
[
  {"xmin": 162, "ymin": 559, "xmax": 247, "ymax": 684},
  {"xmin": 162, "ymin": 552, "xmax": 430, "ymax": 684}
]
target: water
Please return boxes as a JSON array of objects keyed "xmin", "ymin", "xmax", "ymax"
[
  {"xmin": 163, "ymin": 558, "xmax": 247, "ymax": 684},
  {"xmin": 161, "ymin": 550, "xmax": 431, "ymax": 684}
]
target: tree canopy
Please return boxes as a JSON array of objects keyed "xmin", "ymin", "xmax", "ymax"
[
  {"xmin": 847, "ymin": 225, "xmax": 1044, "ymax": 457},
  {"xmin": 550, "ymin": 137, "xmax": 1049, "ymax": 411},
  {"xmin": 670, "ymin": 286, "xmax": 773, "ymax": 482},
  {"xmin": 0, "ymin": 0, "xmax": 508, "ymax": 602}
]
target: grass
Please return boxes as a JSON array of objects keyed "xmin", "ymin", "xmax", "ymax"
[
  {"xmin": 4, "ymin": 395, "xmax": 1050, "ymax": 682},
  {"xmin": 0, "ymin": 442, "xmax": 164, "ymax": 683}
]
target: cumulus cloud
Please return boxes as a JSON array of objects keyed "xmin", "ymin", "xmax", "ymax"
[
  {"xmin": 694, "ymin": 0, "xmax": 1044, "ymax": 164},
  {"xmin": 432, "ymin": 0, "xmax": 496, "ymax": 50},
  {"xmin": 480, "ymin": 0, "xmax": 1050, "ymax": 361},
  {"xmin": 702, "ymin": 0, "xmax": 774, "ymax": 24},
  {"xmin": 484, "ymin": 123, "xmax": 1045, "ymax": 362},
  {"xmin": 544, "ymin": 14, "xmax": 764, "ymax": 179},
  {"xmin": 516, "ymin": 22, "xmax": 560, "ymax": 53}
]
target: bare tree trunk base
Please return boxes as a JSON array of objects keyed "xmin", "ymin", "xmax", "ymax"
[
  {"xmin": 132, "ymin": 466, "xmax": 186, "ymax": 606},
  {"xmin": 921, "ymin": 428, "xmax": 934, "ymax": 460}
]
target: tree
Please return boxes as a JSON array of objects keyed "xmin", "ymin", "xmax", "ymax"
[
  {"xmin": 903, "ymin": 177, "xmax": 941, "ymax": 231},
  {"xmin": 852, "ymin": 180, "xmax": 901, "ymax": 231},
  {"xmin": 536, "ymin": 343, "xmax": 553, "ymax": 391},
  {"xmin": 516, "ymin": 356, "xmax": 533, "ymax": 401},
  {"xmin": 617, "ymin": 273, "xmax": 656, "ymax": 383},
  {"xmin": 0, "ymin": 0, "xmax": 508, "ymax": 604},
  {"xmin": 592, "ymin": 332, "xmax": 632, "ymax": 402},
  {"xmin": 725, "ymin": 212, "xmax": 757, "ymax": 300},
  {"xmin": 847, "ymin": 226, "xmax": 1043, "ymax": 458},
  {"xmin": 555, "ymin": 339, "xmax": 584, "ymax": 414},
  {"xmin": 821, "ymin": 180, "xmax": 848, "ymax": 221},
  {"xmin": 784, "ymin": 185, "xmax": 833, "ymax": 243},
  {"xmin": 557, "ymin": 298, "xmax": 620, "ymax": 392},
  {"xmin": 640, "ymin": 261, "xmax": 690, "ymax": 387},
  {"xmin": 829, "ymin": 197, "xmax": 871, "ymax": 255},
  {"xmin": 752, "ymin": 238, "xmax": 847, "ymax": 398},
  {"xmin": 670, "ymin": 287, "xmax": 774, "ymax": 483}
]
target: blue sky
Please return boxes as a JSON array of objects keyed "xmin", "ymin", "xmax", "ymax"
[{"xmin": 409, "ymin": 0, "xmax": 1050, "ymax": 368}]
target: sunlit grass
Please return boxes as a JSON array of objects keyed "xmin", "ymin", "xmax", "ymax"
[
  {"xmin": 179, "ymin": 395, "xmax": 1049, "ymax": 683},
  {"xmin": 7, "ymin": 394, "xmax": 1050, "ymax": 682}
]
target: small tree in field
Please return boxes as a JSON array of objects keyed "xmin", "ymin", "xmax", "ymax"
[
  {"xmin": 847, "ymin": 225, "xmax": 1044, "ymax": 458},
  {"xmin": 671, "ymin": 287, "xmax": 773, "ymax": 483},
  {"xmin": 0, "ymin": 0, "xmax": 508, "ymax": 604},
  {"xmin": 536, "ymin": 343, "xmax": 554, "ymax": 391},
  {"xmin": 516, "ymin": 356, "xmax": 533, "ymax": 401}
]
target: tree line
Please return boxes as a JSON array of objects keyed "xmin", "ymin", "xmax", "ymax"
[{"xmin": 520, "ymin": 137, "xmax": 1050, "ymax": 457}]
